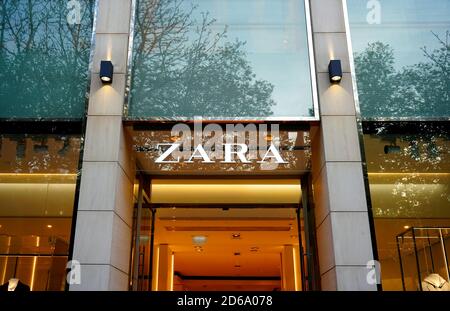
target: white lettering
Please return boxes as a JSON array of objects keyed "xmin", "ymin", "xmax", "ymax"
[
  {"xmin": 221, "ymin": 144, "xmax": 251, "ymax": 163},
  {"xmin": 155, "ymin": 143, "xmax": 181, "ymax": 163},
  {"xmin": 186, "ymin": 144, "xmax": 214, "ymax": 163},
  {"xmin": 258, "ymin": 144, "xmax": 287, "ymax": 164}
]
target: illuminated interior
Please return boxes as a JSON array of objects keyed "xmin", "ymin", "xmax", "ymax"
[
  {"xmin": 363, "ymin": 128, "xmax": 450, "ymax": 290},
  {"xmin": 0, "ymin": 134, "xmax": 81, "ymax": 290},
  {"xmin": 134, "ymin": 179, "xmax": 304, "ymax": 291}
]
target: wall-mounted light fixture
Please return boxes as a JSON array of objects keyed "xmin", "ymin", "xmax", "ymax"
[
  {"xmin": 99, "ymin": 60, "xmax": 113, "ymax": 84},
  {"xmin": 328, "ymin": 60, "xmax": 342, "ymax": 83}
]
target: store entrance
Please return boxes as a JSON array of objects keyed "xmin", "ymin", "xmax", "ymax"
[{"xmin": 130, "ymin": 177, "xmax": 318, "ymax": 291}]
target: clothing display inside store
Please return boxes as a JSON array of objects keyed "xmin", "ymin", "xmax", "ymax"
[
  {"xmin": 421, "ymin": 274, "xmax": 450, "ymax": 291},
  {"xmin": 397, "ymin": 227, "xmax": 450, "ymax": 291},
  {"xmin": 0, "ymin": 279, "xmax": 30, "ymax": 292}
]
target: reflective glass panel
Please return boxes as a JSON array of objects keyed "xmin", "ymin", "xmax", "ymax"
[
  {"xmin": 347, "ymin": 0, "xmax": 450, "ymax": 118},
  {"xmin": 0, "ymin": 124, "xmax": 82, "ymax": 291},
  {"xmin": 128, "ymin": 0, "xmax": 315, "ymax": 119},
  {"xmin": 364, "ymin": 122, "xmax": 450, "ymax": 290},
  {"xmin": 0, "ymin": 0, "xmax": 94, "ymax": 119}
]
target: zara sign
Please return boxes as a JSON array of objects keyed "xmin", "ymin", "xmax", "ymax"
[
  {"xmin": 155, "ymin": 142, "xmax": 286, "ymax": 164},
  {"xmin": 150, "ymin": 120, "xmax": 288, "ymax": 168}
]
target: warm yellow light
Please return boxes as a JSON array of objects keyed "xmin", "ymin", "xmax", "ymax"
[
  {"xmin": 368, "ymin": 173, "xmax": 449, "ymax": 176},
  {"xmin": 152, "ymin": 246, "xmax": 160, "ymax": 291},
  {"xmin": 0, "ymin": 173, "xmax": 77, "ymax": 176},
  {"xmin": 331, "ymin": 75, "xmax": 342, "ymax": 82},
  {"xmin": 100, "ymin": 76, "xmax": 111, "ymax": 82},
  {"xmin": 1, "ymin": 237, "xmax": 11, "ymax": 284},
  {"xmin": 264, "ymin": 134, "xmax": 273, "ymax": 142},
  {"xmin": 47, "ymin": 225, "xmax": 52, "ymax": 229},
  {"xmin": 292, "ymin": 248, "xmax": 297, "ymax": 290},
  {"xmin": 404, "ymin": 225, "xmax": 410, "ymax": 229},
  {"xmin": 30, "ymin": 236, "xmax": 40, "ymax": 291},
  {"xmin": 150, "ymin": 179, "xmax": 302, "ymax": 204},
  {"xmin": 169, "ymin": 253, "xmax": 174, "ymax": 291}
]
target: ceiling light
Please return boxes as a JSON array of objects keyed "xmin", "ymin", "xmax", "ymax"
[
  {"xmin": 231, "ymin": 233, "xmax": 241, "ymax": 239},
  {"xmin": 100, "ymin": 60, "xmax": 113, "ymax": 84},
  {"xmin": 404, "ymin": 225, "xmax": 410, "ymax": 229},
  {"xmin": 192, "ymin": 235, "xmax": 207, "ymax": 246},
  {"xmin": 234, "ymin": 252, "xmax": 241, "ymax": 256},
  {"xmin": 328, "ymin": 60, "xmax": 342, "ymax": 83},
  {"xmin": 47, "ymin": 225, "xmax": 52, "ymax": 229},
  {"xmin": 194, "ymin": 246, "xmax": 203, "ymax": 252}
]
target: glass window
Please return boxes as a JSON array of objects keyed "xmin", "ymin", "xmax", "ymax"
[
  {"xmin": 0, "ymin": 123, "xmax": 82, "ymax": 291},
  {"xmin": 127, "ymin": 0, "xmax": 316, "ymax": 120},
  {"xmin": 347, "ymin": 0, "xmax": 450, "ymax": 118},
  {"xmin": 0, "ymin": 0, "xmax": 94, "ymax": 119},
  {"xmin": 363, "ymin": 122, "xmax": 450, "ymax": 290}
]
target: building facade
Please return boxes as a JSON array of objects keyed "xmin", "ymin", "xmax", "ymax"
[{"xmin": 0, "ymin": 0, "xmax": 448, "ymax": 291}]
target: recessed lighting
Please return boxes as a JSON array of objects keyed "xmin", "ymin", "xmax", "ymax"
[
  {"xmin": 234, "ymin": 265, "xmax": 241, "ymax": 268},
  {"xmin": 232, "ymin": 233, "xmax": 241, "ymax": 239},
  {"xmin": 404, "ymin": 225, "xmax": 410, "ymax": 229},
  {"xmin": 192, "ymin": 235, "xmax": 207, "ymax": 246},
  {"xmin": 47, "ymin": 225, "xmax": 52, "ymax": 228},
  {"xmin": 234, "ymin": 252, "xmax": 241, "ymax": 256},
  {"xmin": 194, "ymin": 246, "xmax": 203, "ymax": 253}
]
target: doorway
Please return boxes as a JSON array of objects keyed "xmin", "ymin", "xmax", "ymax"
[{"xmin": 130, "ymin": 177, "xmax": 317, "ymax": 291}]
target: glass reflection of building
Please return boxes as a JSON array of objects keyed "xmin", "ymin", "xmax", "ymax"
[
  {"xmin": 0, "ymin": 0, "xmax": 93, "ymax": 291},
  {"xmin": 347, "ymin": 0, "xmax": 450, "ymax": 291},
  {"xmin": 0, "ymin": 0, "xmax": 449, "ymax": 291}
]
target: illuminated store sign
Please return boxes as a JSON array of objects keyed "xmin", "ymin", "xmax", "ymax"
[
  {"xmin": 155, "ymin": 143, "xmax": 287, "ymax": 164},
  {"xmin": 129, "ymin": 121, "xmax": 311, "ymax": 175}
]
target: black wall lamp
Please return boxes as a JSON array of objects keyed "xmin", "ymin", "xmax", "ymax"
[
  {"xmin": 100, "ymin": 60, "xmax": 113, "ymax": 84},
  {"xmin": 328, "ymin": 59, "xmax": 342, "ymax": 83}
]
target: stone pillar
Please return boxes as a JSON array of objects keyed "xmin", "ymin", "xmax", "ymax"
[
  {"xmin": 70, "ymin": 0, "xmax": 135, "ymax": 291},
  {"xmin": 309, "ymin": 0, "xmax": 376, "ymax": 290},
  {"xmin": 155, "ymin": 244, "xmax": 174, "ymax": 291},
  {"xmin": 281, "ymin": 245, "xmax": 298, "ymax": 291}
]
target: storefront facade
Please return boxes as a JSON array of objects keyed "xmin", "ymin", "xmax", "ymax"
[{"xmin": 0, "ymin": 0, "xmax": 448, "ymax": 291}]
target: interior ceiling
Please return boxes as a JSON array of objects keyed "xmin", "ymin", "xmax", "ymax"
[
  {"xmin": 0, "ymin": 175, "xmax": 76, "ymax": 217},
  {"xmin": 150, "ymin": 208, "xmax": 300, "ymax": 277},
  {"xmin": 0, "ymin": 218, "xmax": 72, "ymax": 254},
  {"xmin": 150, "ymin": 179, "xmax": 302, "ymax": 204}
]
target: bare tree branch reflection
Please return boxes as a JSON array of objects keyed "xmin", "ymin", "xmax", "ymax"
[{"xmin": 130, "ymin": 0, "xmax": 275, "ymax": 118}]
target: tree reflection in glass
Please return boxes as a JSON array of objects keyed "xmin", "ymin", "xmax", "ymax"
[
  {"xmin": 129, "ymin": 0, "xmax": 314, "ymax": 119},
  {"xmin": 0, "ymin": 0, "xmax": 94, "ymax": 119}
]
